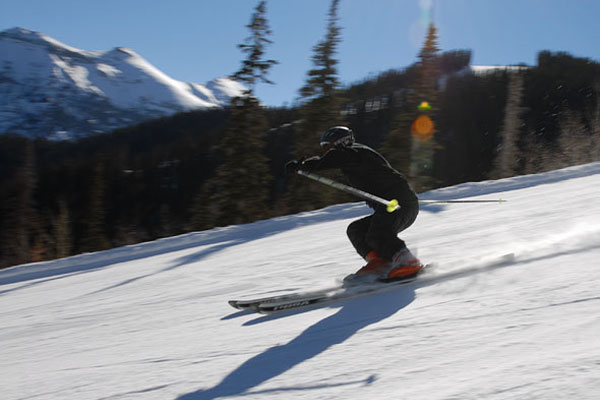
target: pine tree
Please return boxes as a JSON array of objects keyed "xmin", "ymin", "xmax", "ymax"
[
  {"xmin": 590, "ymin": 80, "xmax": 600, "ymax": 161},
  {"xmin": 382, "ymin": 94, "xmax": 417, "ymax": 176},
  {"xmin": 81, "ymin": 162, "xmax": 110, "ymax": 252},
  {"xmin": 385, "ymin": 22, "xmax": 441, "ymax": 192},
  {"xmin": 54, "ymin": 198, "xmax": 72, "ymax": 259},
  {"xmin": 194, "ymin": 1, "xmax": 276, "ymax": 228},
  {"xmin": 198, "ymin": 96, "xmax": 272, "ymax": 228},
  {"xmin": 557, "ymin": 109, "xmax": 592, "ymax": 167},
  {"xmin": 415, "ymin": 23, "xmax": 440, "ymax": 104},
  {"xmin": 288, "ymin": 0, "xmax": 345, "ymax": 212},
  {"xmin": 298, "ymin": 0, "xmax": 342, "ymax": 104},
  {"xmin": 0, "ymin": 140, "xmax": 38, "ymax": 266},
  {"xmin": 232, "ymin": 1, "xmax": 278, "ymax": 94},
  {"xmin": 493, "ymin": 71, "xmax": 525, "ymax": 178},
  {"xmin": 297, "ymin": 0, "xmax": 344, "ymax": 138}
]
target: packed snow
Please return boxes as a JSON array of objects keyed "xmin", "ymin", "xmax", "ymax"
[{"xmin": 1, "ymin": 162, "xmax": 600, "ymax": 399}]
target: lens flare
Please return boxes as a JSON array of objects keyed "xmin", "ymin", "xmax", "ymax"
[
  {"xmin": 411, "ymin": 115, "xmax": 434, "ymax": 141},
  {"xmin": 418, "ymin": 101, "xmax": 432, "ymax": 111},
  {"xmin": 411, "ymin": 0, "xmax": 434, "ymax": 48}
]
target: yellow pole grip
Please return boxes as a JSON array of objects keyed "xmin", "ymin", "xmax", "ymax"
[{"xmin": 386, "ymin": 199, "xmax": 399, "ymax": 213}]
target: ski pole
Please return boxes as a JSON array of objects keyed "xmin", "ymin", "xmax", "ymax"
[
  {"xmin": 297, "ymin": 170, "xmax": 506, "ymax": 211},
  {"xmin": 418, "ymin": 199, "xmax": 506, "ymax": 204},
  {"xmin": 297, "ymin": 170, "xmax": 400, "ymax": 212}
]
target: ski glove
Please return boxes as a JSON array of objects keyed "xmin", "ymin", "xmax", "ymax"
[{"xmin": 285, "ymin": 160, "xmax": 300, "ymax": 175}]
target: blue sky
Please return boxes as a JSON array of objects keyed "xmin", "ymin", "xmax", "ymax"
[{"xmin": 2, "ymin": 0, "xmax": 599, "ymax": 107}]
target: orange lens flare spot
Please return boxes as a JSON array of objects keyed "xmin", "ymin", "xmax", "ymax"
[{"xmin": 411, "ymin": 115, "xmax": 435, "ymax": 141}]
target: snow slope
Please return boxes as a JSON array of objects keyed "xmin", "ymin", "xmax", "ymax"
[
  {"xmin": 0, "ymin": 27, "xmax": 244, "ymax": 140},
  {"xmin": 2, "ymin": 163, "xmax": 600, "ymax": 400}
]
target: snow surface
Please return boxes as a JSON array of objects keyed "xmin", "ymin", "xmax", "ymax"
[
  {"xmin": 470, "ymin": 65, "xmax": 529, "ymax": 74},
  {"xmin": 2, "ymin": 163, "xmax": 600, "ymax": 399}
]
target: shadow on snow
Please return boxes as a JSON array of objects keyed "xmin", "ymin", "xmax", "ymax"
[
  {"xmin": 176, "ymin": 288, "xmax": 416, "ymax": 400},
  {"xmin": 177, "ymin": 238, "xmax": 600, "ymax": 399}
]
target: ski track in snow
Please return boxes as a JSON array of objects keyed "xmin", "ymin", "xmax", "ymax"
[{"xmin": 1, "ymin": 162, "xmax": 600, "ymax": 400}]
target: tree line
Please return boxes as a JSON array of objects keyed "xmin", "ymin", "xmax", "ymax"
[{"xmin": 1, "ymin": 0, "xmax": 599, "ymax": 268}]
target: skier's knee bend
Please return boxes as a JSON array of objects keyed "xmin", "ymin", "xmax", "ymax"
[
  {"xmin": 346, "ymin": 219, "xmax": 361, "ymax": 237},
  {"xmin": 346, "ymin": 220, "xmax": 365, "ymax": 246}
]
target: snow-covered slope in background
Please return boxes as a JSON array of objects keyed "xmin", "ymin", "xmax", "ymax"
[
  {"xmin": 2, "ymin": 163, "xmax": 600, "ymax": 399},
  {"xmin": 0, "ymin": 27, "xmax": 244, "ymax": 140}
]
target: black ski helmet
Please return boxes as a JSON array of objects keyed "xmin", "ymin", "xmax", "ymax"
[{"xmin": 320, "ymin": 126, "xmax": 354, "ymax": 149}]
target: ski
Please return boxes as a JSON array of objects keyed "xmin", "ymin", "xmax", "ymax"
[
  {"xmin": 228, "ymin": 286, "xmax": 341, "ymax": 310},
  {"xmin": 254, "ymin": 273, "xmax": 422, "ymax": 315},
  {"xmin": 229, "ymin": 265, "xmax": 429, "ymax": 314}
]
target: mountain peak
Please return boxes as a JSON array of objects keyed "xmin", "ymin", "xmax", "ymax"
[
  {"xmin": 2, "ymin": 27, "xmax": 49, "ymax": 45},
  {"xmin": 110, "ymin": 46, "xmax": 139, "ymax": 57},
  {"xmin": 2, "ymin": 26, "xmax": 38, "ymax": 37},
  {"xmin": 1, "ymin": 26, "xmax": 83, "ymax": 54},
  {"xmin": 0, "ymin": 28, "xmax": 244, "ymax": 140}
]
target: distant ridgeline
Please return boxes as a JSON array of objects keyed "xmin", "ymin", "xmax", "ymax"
[
  {"xmin": 0, "ymin": 27, "xmax": 244, "ymax": 140},
  {"xmin": 1, "ymin": 49, "xmax": 599, "ymax": 268}
]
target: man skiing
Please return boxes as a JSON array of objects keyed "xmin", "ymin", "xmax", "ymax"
[{"xmin": 286, "ymin": 126, "xmax": 423, "ymax": 284}]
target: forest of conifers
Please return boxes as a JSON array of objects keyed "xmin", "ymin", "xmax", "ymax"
[{"xmin": 1, "ymin": 41, "xmax": 599, "ymax": 267}]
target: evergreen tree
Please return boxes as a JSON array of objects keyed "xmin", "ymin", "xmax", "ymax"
[
  {"xmin": 0, "ymin": 140, "xmax": 38, "ymax": 267},
  {"xmin": 384, "ymin": 22, "xmax": 441, "ymax": 191},
  {"xmin": 197, "ymin": 96, "xmax": 272, "ymax": 227},
  {"xmin": 232, "ymin": 1, "xmax": 278, "ymax": 93},
  {"xmin": 194, "ymin": 0, "xmax": 276, "ymax": 228},
  {"xmin": 81, "ymin": 162, "xmax": 110, "ymax": 252},
  {"xmin": 298, "ymin": 0, "xmax": 342, "ymax": 104},
  {"xmin": 382, "ymin": 92, "xmax": 417, "ymax": 176},
  {"xmin": 53, "ymin": 198, "xmax": 72, "ymax": 259},
  {"xmin": 593, "ymin": 81, "xmax": 600, "ymax": 159},
  {"xmin": 415, "ymin": 23, "xmax": 441, "ymax": 103},
  {"xmin": 409, "ymin": 22, "xmax": 441, "ymax": 191},
  {"xmin": 289, "ymin": 0, "xmax": 345, "ymax": 212},
  {"xmin": 493, "ymin": 71, "xmax": 525, "ymax": 178}
]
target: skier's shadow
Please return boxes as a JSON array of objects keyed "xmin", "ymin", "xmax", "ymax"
[{"xmin": 176, "ymin": 288, "xmax": 415, "ymax": 399}]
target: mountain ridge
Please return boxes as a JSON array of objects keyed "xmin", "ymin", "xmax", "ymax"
[{"xmin": 0, "ymin": 27, "xmax": 244, "ymax": 140}]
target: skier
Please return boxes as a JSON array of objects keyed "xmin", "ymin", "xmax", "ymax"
[{"xmin": 286, "ymin": 126, "xmax": 423, "ymax": 284}]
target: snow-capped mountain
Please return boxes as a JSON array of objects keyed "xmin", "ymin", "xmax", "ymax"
[{"xmin": 0, "ymin": 27, "xmax": 245, "ymax": 140}]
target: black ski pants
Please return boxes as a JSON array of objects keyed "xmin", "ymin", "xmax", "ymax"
[{"xmin": 346, "ymin": 204, "xmax": 418, "ymax": 261}]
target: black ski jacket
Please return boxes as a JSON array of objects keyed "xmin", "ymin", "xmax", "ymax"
[{"xmin": 300, "ymin": 143, "xmax": 418, "ymax": 211}]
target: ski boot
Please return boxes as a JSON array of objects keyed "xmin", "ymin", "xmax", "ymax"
[
  {"xmin": 383, "ymin": 248, "xmax": 423, "ymax": 281},
  {"xmin": 343, "ymin": 250, "xmax": 390, "ymax": 286}
]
